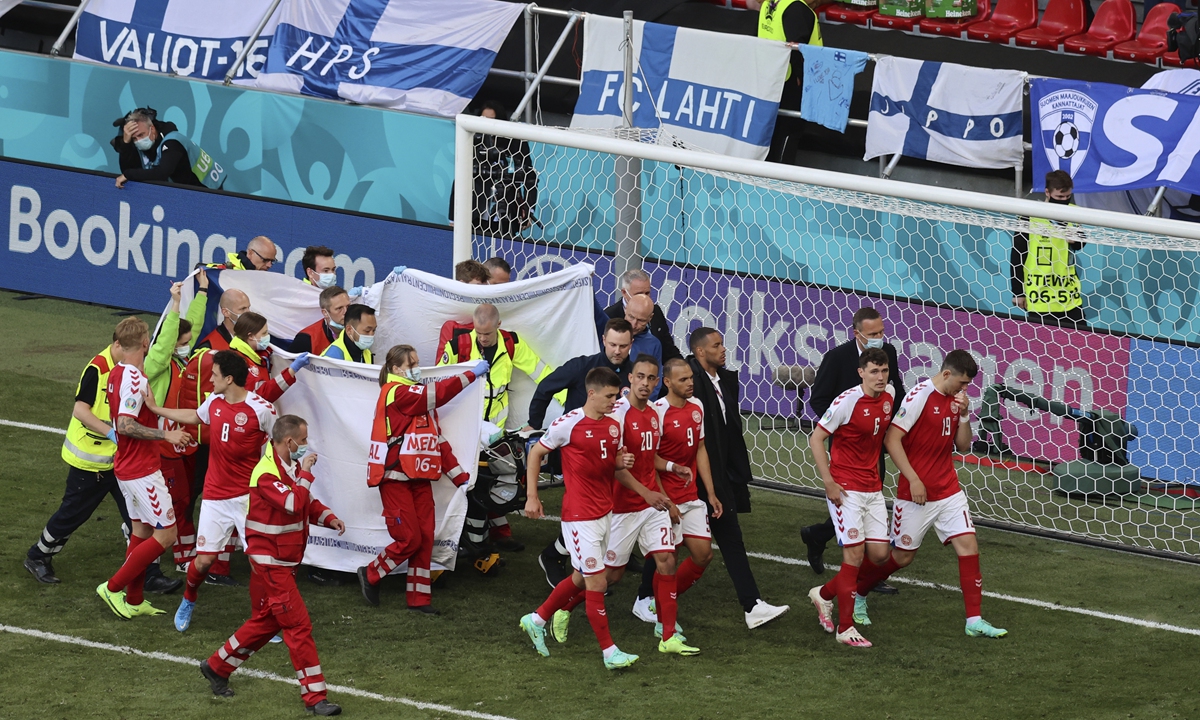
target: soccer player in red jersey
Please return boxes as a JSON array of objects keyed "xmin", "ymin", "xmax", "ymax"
[
  {"xmin": 805, "ymin": 348, "xmax": 895, "ymax": 648},
  {"xmin": 520, "ymin": 367, "xmax": 670, "ymax": 670},
  {"xmin": 96, "ymin": 318, "xmax": 191, "ymax": 619},
  {"xmin": 629, "ymin": 359, "xmax": 724, "ymax": 632},
  {"xmin": 149, "ymin": 350, "xmax": 278, "ymax": 632},
  {"xmin": 856, "ymin": 349, "xmax": 1008, "ymax": 639}
]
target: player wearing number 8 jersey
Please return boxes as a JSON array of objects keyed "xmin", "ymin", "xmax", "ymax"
[
  {"xmin": 854, "ymin": 350, "xmax": 1008, "ymax": 639},
  {"xmin": 806, "ymin": 348, "xmax": 894, "ymax": 648}
]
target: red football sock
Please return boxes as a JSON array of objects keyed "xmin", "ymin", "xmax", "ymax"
[
  {"xmin": 123, "ymin": 535, "xmax": 147, "ymax": 606},
  {"xmin": 536, "ymin": 577, "xmax": 582, "ymax": 622},
  {"xmin": 834, "ymin": 563, "xmax": 859, "ymax": 633},
  {"xmin": 563, "ymin": 590, "xmax": 586, "ymax": 612},
  {"xmin": 108, "ymin": 536, "xmax": 167, "ymax": 599},
  {"xmin": 584, "ymin": 590, "xmax": 614, "ymax": 650},
  {"xmin": 958, "ymin": 553, "xmax": 982, "ymax": 618},
  {"xmin": 183, "ymin": 557, "xmax": 209, "ymax": 603},
  {"xmin": 675, "ymin": 557, "xmax": 706, "ymax": 595},
  {"xmin": 655, "ymin": 573, "xmax": 678, "ymax": 641},
  {"xmin": 856, "ymin": 555, "xmax": 900, "ymax": 597},
  {"xmin": 125, "ymin": 533, "xmax": 144, "ymax": 559}
]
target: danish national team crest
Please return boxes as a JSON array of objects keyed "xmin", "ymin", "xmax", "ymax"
[
  {"xmin": 585, "ymin": 557, "xmax": 598, "ymax": 570},
  {"xmin": 1037, "ymin": 88, "xmax": 1096, "ymax": 177},
  {"xmin": 883, "ymin": 401, "xmax": 892, "ymax": 414},
  {"xmin": 608, "ymin": 425, "xmax": 619, "ymax": 438},
  {"xmin": 847, "ymin": 528, "xmax": 859, "ymax": 540},
  {"xmin": 234, "ymin": 412, "xmax": 248, "ymax": 426},
  {"xmin": 606, "ymin": 550, "xmax": 617, "ymax": 563},
  {"xmin": 691, "ymin": 410, "xmax": 702, "ymax": 423}
]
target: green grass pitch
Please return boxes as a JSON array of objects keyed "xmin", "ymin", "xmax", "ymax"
[{"xmin": 1, "ymin": 289, "xmax": 1199, "ymax": 719}]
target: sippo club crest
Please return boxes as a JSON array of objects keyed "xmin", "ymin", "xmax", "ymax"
[{"xmin": 1037, "ymin": 88, "xmax": 1097, "ymax": 177}]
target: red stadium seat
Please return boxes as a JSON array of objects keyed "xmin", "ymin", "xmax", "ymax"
[
  {"xmin": 871, "ymin": 10, "xmax": 921, "ymax": 31},
  {"xmin": 1014, "ymin": 0, "xmax": 1087, "ymax": 49},
  {"xmin": 1064, "ymin": 0, "xmax": 1136, "ymax": 56},
  {"xmin": 965, "ymin": 0, "xmax": 1037, "ymax": 43},
  {"xmin": 822, "ymin": 2, "xmax": 876, "ymax": 25},
  {"xmin": 1111, "ymin": 3, "xmax": 1180, "ymax": 63},
  {"xmin": 919, "ymin": 0, "xmax": 991, "ymax": 38}
]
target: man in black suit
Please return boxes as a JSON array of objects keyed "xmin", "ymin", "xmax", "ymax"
[
  {"xmin": 603, "ymin": 268, "xmax": 683, "ymax": 363},
  {"xmin": 683, "ymin": 327, "xmax": 790, "ymax": 628},
  {"xmin": 800, "ymin": 307, "xmax": 904, "ymax": 590}
]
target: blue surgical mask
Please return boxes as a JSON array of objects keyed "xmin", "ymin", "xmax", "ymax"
[
  {"xmin": 328, "ymin": 318, "xmax": 344, "ymax": 331},
  {"xmin": 174, "ymin": 345, "xmax": 190, "ymax": 359},
  {"xmin": 256, "ymin": 335, "xmax": 271, "ymax": 351},
  {"xmin": 291, "ymin": 443, "xmax": 307, "ymax": 461},
  {"xmin": 134, "ymin": 136, "xmax": 154, "ymax": 151},
  {"xmin": 865, "ymin": 338, "xmax": 884, "ymax": 350},
  {"xmin": 316, "ymin": 273, "xmax": 336, "ymax": 289},
  {"xmin": 353, "ymin": 333, "xmax": 375, "ymax": 351},
  {"xmin": 404, "ymin": 367, "xmax": 422, "ymax": 382}
]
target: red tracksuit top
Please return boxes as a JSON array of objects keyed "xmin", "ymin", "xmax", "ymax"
[{"xmin": 245, "ymin": 445, "xmax": 338, "ymax": 567}]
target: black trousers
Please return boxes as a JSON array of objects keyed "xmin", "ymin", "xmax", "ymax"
[
  {"xmin": 28, "ymin": 466, "xmax": 131, "ymax": 561},
  {"xmin": 708, "ymin": 509, "xmax": 762, "ymax": 613}
]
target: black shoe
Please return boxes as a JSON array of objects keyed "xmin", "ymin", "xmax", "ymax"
[
  {"xmin": 204, "ymin": 574, "xmax": 240, "ymax": 587},
  {"xmin": 24, "ymin": 556, "xmax": 59, "ymax": 584},
  {"xmin": 144, "ymin": 574, "xmax": 183, "ymax": 594},
  {"xmin": 357, "ymin": 566, "xmax": 380, "ymax": 607},
  {"xmin": 200, "ymin": 660, "xmax": 234, "ymax": 697},
  {"xmin": 408, "ymin": 604, "xmax": 440, "ymax": 615},
  {"xmin": 306, "ymin": 699, "xmax": 342, "ymax": 716},
  {"xmin": 538, "ymin": 546, "xmax": 569, "ymax": 588},
  {"xmin": 873, "ymin": 581, "xmax": 899, "ymax": 595},
  {"xmin": 307, "ymin": 568, "xmax": 346, "ymax": 587},
  {"xmin": 800, "ymin": 526, "xmax": 826, "ymax": 575},
  {"xmin": 491, "ymin": 536, "xmax": 525, "ymax": 552}
]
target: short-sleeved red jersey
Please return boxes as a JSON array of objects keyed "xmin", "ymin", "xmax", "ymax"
[
  {"xmin": 108, "ymin": 363, "xmax": 162, "ymax": 481},
  {"xmin": 609, "ymin": 398, "xmax": 660, "ymax": 514},
  {"xmin": 891, "ymin": 379, "xmax": 963, "ymax": 502},
  {"xmin": 651, "ymin": 397, "xmax": 705, "ymax": 504},
  {"xmin": 197, "ymin": 391, "xmax": 276, "ymax": 500},
  {"xmin": 817, "ymin": 385, "xmax": 895, "ymax": 493},
  {"xmin": 539, "ymin": 409, "xmax": 621, "ymax": 521}
]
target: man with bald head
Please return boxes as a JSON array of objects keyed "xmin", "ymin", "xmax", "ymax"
[
  {"xmin": 624, "ymin": 294, "xmax": 663, "ymax": 396},
  {"xmin": 603, "ymin": 267, "xmax": 682, "ymax": 363},
  {"xmin": 194, "ymin": 289, "xmax": 250, "ymax": 353}
]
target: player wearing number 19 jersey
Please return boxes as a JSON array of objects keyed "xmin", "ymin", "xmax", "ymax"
[
  {"xmin": 807, "ymin": 348, "xmax": 894, "ymax": 647},
  {"xmin": 855, "ymin": 350, "xmax": 1008, "ymax": 639}
]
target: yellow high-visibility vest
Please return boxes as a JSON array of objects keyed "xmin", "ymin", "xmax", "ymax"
[
  {"xmin": 61, "ymin": 347, "xmax": 117, "ymax": 471},
  {"xmin": 759, "ymin": 0, "xmax": 823, "ymax": 81},
  {"xmin": 1024, "ymin": 216, "xmax": 1083, "ymax": 313}
]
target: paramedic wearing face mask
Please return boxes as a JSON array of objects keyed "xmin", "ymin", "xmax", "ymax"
[{"xmin": 291, "ymin": 287, "xmax": 351, "ymax": 356}]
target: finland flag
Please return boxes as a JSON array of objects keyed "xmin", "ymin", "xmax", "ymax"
[
  {"xmin": 255, "ymin": 0, "xmax": 523, "ymax": 118},
  {"xmin": 864, "ymin": 57, "xmax": 1025, "ymax": 170},
  {"xmin": 73, "ymin": 0, "xmax": 282, "ymax": 82}
]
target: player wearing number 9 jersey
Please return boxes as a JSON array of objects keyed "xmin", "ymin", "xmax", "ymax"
[{"xmin": 854, "ymin": 350, "xmax": 1008, "ymax": 639}]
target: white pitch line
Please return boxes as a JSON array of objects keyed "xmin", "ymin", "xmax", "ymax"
[
  {"xmin": 0, "ymin": 624, "xmax": 519, "ymax": 720},
  {"xmin": 0, "ymin": 418, "xmax": 66, "ymax": 434}
]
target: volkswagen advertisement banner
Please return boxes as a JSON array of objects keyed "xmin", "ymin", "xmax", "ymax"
[
  {"xmin": 1031, "ymin": 78, "xmax": 1200, "ymax": 195},
  {"xmin": 2, "ymin": 159, "xmax": 452, "ymax": 313}
]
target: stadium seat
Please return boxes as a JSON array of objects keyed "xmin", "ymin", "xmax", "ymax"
[
  {"xmin": 1111, "ymin": 3, "xmax": 1180, "ymax": 63},
  {"xmin": 871, "ymin": 10, "xmax": 921, "ymax": 31},
  {"xmin": 822, "ymin": 2, "xmax": 876, "ymax": 25},
  {"xmin": 1064, "ymin": 0, "xmax": 1136, "ymax": 56},
  {"xmin": 919, "ymin": 0, "xmax": 992, "ymax": 38},
  {"xmin": 1014, "ymin": 0, "xmax": 1087, "ymax": 49},
  {"xmin": 965, "ymin": 0, "xmax": 1037, "ymax": 43}
]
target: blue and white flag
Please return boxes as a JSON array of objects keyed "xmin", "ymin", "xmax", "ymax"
[
  {"xmin": 255, "ymin": 0, "xmax": 524, "ymax": 117},
  {"xmin": 73, "ymin": 0, "xmax": 281, "ymax": 83},
  {"xmin": 570, "ymin": 16, "xmax": 791, "ymax": 161},
  {"xmin": 1031, "ymin": 77, "xmax": 1200, "ymax": 196},
  {"xmin": 865, "ymin": 57, "xmax": 1024, "ymax": 170}
]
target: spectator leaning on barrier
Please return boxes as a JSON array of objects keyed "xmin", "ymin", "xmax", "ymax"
[
  {"xmin": 752, "ymin": 0, "xmax": 824, "ymax": 164},
  {"xmin": 207, "ymin": 235, "xmax": 280, "ymax": 272},
  {"xmin": 291, "ymin": 286, "xmax": 350, "ymax": 356},
  {"xmin": 1011, "ymin": 170, "xmax": 1088, "ymax": 330},
  {"xmin": 112, "ymin": 107, "xmax": 203, "ymax": 189},
  {"xmin": 302, "ymin": 245, "xmax": 338, "ymax": 288},
  {"xmin": 485, "ymin": 256, "xmax": 513, "ymax": 284},
  {"xmin": 603, "ymin": 268, "xmax": 683, "ymax": 363},
  {"xmin": 456, "ymin": 260, "xmax": 491, "ymax": 284}
]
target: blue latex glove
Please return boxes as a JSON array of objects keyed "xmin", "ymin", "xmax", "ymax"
[
  {"xmin": 289, "ymin": 352, "xmax": 311, "ymax": 373},
  {"xmin": 471, "ymin": 359, "xmax": 490, "ymax": 378},
  {"xmin": 392, "ymin": 265, "xmax": 407, "ymax": 275},
  {"xmin": 106, "ymin": 428, "xmax": 118, "ymax": 444},
  {"xmin": 348, "ymin": 286, "xmax": 364, "ymax": 298}
]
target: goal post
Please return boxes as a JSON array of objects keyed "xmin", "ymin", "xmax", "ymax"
[{"xmin": 454, "ymin": 114, "xmax": 1200, "ymax": 559}]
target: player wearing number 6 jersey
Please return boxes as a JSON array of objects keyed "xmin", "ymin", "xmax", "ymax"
[
  {"xmin": 806, "ymin": 348, "xmax": 894, "ymax": 648},
  {"xmin": 356, "ymin": 345, "xmax": 486, "ymax": 613},
  {"xmin": 855, "ymin": 350, "xmax": 1007, "ymax": 639}
]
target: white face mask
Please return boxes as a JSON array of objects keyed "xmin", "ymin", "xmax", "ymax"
[
  {"xmin": 404, "ymin": 367, "xmax": 421, "ymax": 382},
  {"xmin": 316, "ymin": 272, "xmax": 337, "ymax": 289},
  {"xmin": 134, "ymin": 135, "xmax": 154, "ymax": 151},
  {"xmin": 353, "ymin": 333, "xmax": 375, "ymax": 351},
  {"xmin": 174, "ymin": 346, "xmax": 190, "ymax": 359}
]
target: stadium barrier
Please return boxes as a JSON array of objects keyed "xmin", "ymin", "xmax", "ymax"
[
  {"xmin": 1, "ymin": 158, "xmax": 451, "ymax": 313},
  {"xmin": 455, "ymin": 115, "xmax": 1200, "ymax": 558}
]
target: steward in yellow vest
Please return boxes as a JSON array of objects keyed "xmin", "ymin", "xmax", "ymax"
[
  {"xmin": 1011, "ymin": 171, "xmax": 1087, "ymax": 328},
  {"xmin": 759, "ymin": 0, "xmax": 823, "ymax": 163},
  {"xmin": 320, "ymin": 305, "xmax": 376, "ymax": 365}
]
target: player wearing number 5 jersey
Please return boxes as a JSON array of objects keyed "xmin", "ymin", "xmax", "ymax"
[
  {"xmin": 806, "ymin": 348, "xmax": 894, "ymax": 648},
  {"xmin": 855, "ymin": 350, "xmax": 1007, "ymax": 639},
  {"xmin": 356, "ymin": 345, "xmax": 486, "ymax": 613}
]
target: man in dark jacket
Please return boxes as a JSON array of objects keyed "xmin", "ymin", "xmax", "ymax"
[
  {"xmin": 602, "ymin": 268, "xmax": 682, "ymax": 363},
  {"xmin": 800, "ymin": 307, "xmax": 904, "ymax": 590},
  {"xmin": 112, "ymin": 107, "xmax": 203, "ymax": 189},
  {"xmin": 685, "ymin": 327, "xmax": 790, "ymax": 628}
]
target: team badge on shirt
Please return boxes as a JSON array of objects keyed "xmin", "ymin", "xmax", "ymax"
[
  {"xmin": 608, "ymin": 425, "xmax": 619, "ymax": 438},
  {"xmin": 235, "ymin": 412, "xmax": 248, "ymax": 426},
  {"xmin": 249, "ymin": 366, "xmax": 261, "ymax": 377},
  {"xmin": 124, "ymin": 397, "xmax": 137, "ymax": 409},
  {"xmin": 650, "ymin": 417, "xmax": 659, "ymax": 429},
  {"xmin": 884, "ymin": 401, "xmax": 892, "ymax": 414},
  {"xmin": 691, "ymin": 410, "xmax": 702, "ymax": 423}
]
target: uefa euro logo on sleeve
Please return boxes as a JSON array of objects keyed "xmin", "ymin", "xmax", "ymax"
[{"xmin": 1037, "ymin": 89, "xmax": 1098, "ymax": 177}]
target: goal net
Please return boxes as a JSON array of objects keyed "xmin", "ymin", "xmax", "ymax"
[{"xmin": 454, "ymin": 115, "xmax": 1200, "ymax": 559}]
